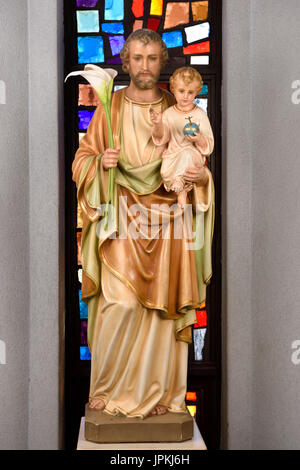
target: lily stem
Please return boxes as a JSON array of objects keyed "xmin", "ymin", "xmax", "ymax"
[{"xmin": 103, "ymin": 102, "xmax": 115, "ymax": 230}]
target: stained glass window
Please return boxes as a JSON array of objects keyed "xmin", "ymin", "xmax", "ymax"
[
  {"xmin": 68, "ymin": 0, "xmax": 217, "ymax": 363},
  {"xmin": 65, "ymin": 0, "xmax": 221, "ymax": 449},
  {"xmin": 73, "ymin": 0, "xmax": 214, "ymax": 66}
]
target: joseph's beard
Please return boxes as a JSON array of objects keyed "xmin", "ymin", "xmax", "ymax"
[{"xmin": 130, "ymin": 71, "xmax": 159, "ymax": 90}]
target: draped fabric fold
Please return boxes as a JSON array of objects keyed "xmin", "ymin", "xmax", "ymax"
[{"xmin": 72, "ymin": 88, "xmax": 215, "ymax": 351}]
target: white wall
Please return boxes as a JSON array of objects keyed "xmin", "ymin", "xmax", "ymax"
[
  {"xmin": 250, "ymin": 0, "xmax": 300, "ymax": 450},
  {"xmin": 27, "ymin": 0, "xmax": 64, "ymax": 450},
  {"xmin": 223, "ymin": 0, "xmax": 300, "ymax": 449},
  {"xmin": 0, "ymin": 0, "xmax": 63, "ymax": 450},
  {"xmin": 0, "ymin": 0, "xmax": 30, "ymax": 450}
]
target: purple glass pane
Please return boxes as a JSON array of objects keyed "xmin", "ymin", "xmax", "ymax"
[
  {"xmin": 78, "ymin": 109, "xmax": 95, "ymax": 130},
  {"xmin": 77, "ymin": 0, "xmax": 98, "ymax": 7},
  {"xmin": 81, "ymin": 320, "xmax": 88, "ymax": 346},
  {"xmin": 109, "ymin": 35, "xmax": 125, "ymax": 56},
  {"xmin": 107, "ymin": 56, "xmax": 122, "ymax": 64}
]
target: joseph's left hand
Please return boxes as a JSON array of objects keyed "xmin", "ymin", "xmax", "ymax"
[{"xmin": 183, "ymin": 166, "xmax": 209, "ymax": 186}]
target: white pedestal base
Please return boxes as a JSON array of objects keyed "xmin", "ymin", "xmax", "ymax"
[{"xmin": 77, "ymin": 417, "xmax": 207, "ymax": 450}]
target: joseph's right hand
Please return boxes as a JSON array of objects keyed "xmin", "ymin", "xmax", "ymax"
[{"xmin": 102, "ymin": 147, "xmax": 120, "ymax": 170}]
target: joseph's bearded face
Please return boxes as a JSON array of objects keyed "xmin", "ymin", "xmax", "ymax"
[{"xmin": 127, "ymin": 40, "xmax": 162, "ymax": 90}]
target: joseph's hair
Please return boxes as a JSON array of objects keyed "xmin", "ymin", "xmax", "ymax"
[
  {"xmin": 120, "ymin": 29, "xmax": 169, "ymax": 72},
  {"xmin": 169, "ymin": 67, "xmax": 203, "ymax": 94}
]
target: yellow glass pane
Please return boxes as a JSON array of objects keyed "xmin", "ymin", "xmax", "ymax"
[
  {"xmin": 192, "ymin": 1, "xmax": 209, "ymax": 21},
  {"xmin": 187, "ymin": 405, "xmax": 197, "ymax": 417},
  {"xmin": 150, "ymin": 0, "xmax": 163, "ymax": 16}
]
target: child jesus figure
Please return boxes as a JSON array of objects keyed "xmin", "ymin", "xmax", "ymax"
[{"xmin": 150, "ymin": 67, "xmax": 214, "ymax": 207}]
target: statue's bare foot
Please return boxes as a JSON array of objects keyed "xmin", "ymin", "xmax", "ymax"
[
  {"xmin": 151, "ymin": 405, "xmax": 168, "ymax": 415},
  {"xmin": 89, "ymin": 398, "xmax": 105, "ymax": 410}
]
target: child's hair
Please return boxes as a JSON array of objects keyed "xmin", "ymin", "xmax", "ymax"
[{"xmin": 169, "ymin": 67, "xmax": 203, "ymax": 95}]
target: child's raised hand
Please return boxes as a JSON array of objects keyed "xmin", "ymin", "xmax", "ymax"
[{"xmin": 149, "ymin": 107, "xmax": 162, "ymax": 125}]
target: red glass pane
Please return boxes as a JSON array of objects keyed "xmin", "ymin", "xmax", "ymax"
[
  {"xmin": 147, "ymin": 17, "xmax": 160, "ymax": 31},
  {"xmin": 186, "ymin": 392, "xmax": 197, "ymax": 401},
  {"xmin": 157, "ymin": 83, "xmax": 168, "ymax": 90},
  {"xmin": 132, "ymin": 0, "xmax": 144, "ymax": 18},
  {"xmin": 183, "ymin": 41, "xmax": 210, "ymax": 55},
  {"xmin": 194, "ymin": 309, "xmax": 207, "ymax": 328}
]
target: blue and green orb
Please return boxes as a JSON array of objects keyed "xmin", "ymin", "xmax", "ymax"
[{"xmin": 183, "ymin": 121, "xmax": 200, "ymax": 136}]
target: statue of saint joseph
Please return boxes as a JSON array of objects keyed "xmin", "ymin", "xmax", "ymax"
[{"xmin": 72, "ymin": 29, "xmax": 214, "ymax": 418}]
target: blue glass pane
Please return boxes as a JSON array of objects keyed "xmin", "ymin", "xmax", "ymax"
[
  {"xmin": 109, "ymin": 35, "xmax": 125, "ymax": 56},
  {"xmin": 105, "ymin": 0, "xmax": 124, "ymax": 21},
  {"xmin": 79, "ymin": 289, "xmax": 88, "ymax": 318},
  {"xmin": 162, "ymin": 31, "xmax": 183, "ymax": 48},
  {"xmin": 78, "ymin": 110, "xmax": 95, "ymax": 130},
  {"xmin": 200, "ymin": 84, "xmax": 208, "ymax": 95},
  {"xmin": 78, "ymin": 36, "xmax": 104, "ymax": 64},
  {"xmin": 80, "ymin": 346, "xmax": 91, "ymax": 360},
  {"xmin": 77, "ymin": 0, "xmax": 98, "ymax": 6},
  {"xmin": 101, "ymin": 22, "xmax": 124, "ymax": 34},
  {"xmin": 77, "ymin": 11, "xmax": 99, "ymax": 33}
]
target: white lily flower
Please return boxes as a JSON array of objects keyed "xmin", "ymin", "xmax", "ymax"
[
  {"xmin": 65, "ymin": 64, "xmax": 118, "ymax": 105},
  {"xmin": 65, "ymin": 64, "xmax": 118, "ymax": 227}
]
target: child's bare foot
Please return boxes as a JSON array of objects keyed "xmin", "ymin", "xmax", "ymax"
[
  {"xmin": 177, "ymin": 190, "xmax": 187, "ymax": 207},
  {"xmin": 89, "ymin": 398, "xmax": 106, "ymax": 410}
]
